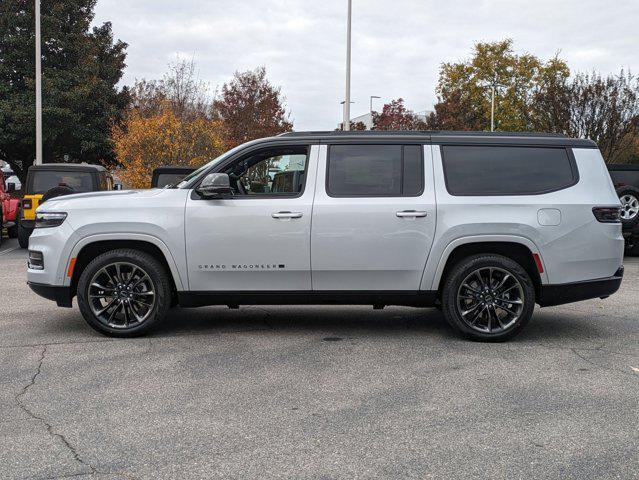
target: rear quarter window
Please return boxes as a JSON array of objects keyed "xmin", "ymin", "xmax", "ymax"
[{"xmin": 441, "ymin": 145, "xmax": 578, "ymax": 196}]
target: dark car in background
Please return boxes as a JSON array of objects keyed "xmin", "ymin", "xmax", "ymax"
[
  {"xmin": 18, "ymin": 163, "xmax": 115, "ymax": 248},
  {"xmin": 151, "ymin": 166, "xmax": 195, "ymax": 188},
  {"xmin": 607, "ymin": 164, "xmax": 639, "ymax": 255}
]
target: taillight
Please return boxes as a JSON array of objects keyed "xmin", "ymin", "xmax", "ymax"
[
  {"xmin": 592, "ymin": 207, "xmax": 621, "ymax": 223},
  {"xmin": 22, "ymin": 198, "xmax": 32, "ymax": 210}
]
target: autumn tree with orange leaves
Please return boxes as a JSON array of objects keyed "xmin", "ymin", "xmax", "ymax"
[{"xmin": 113, "ymin": 60, "xmax": 225, "ymax": 188}]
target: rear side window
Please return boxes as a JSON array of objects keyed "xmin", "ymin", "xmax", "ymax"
[
  {"xmin": 441, "ymin": 146, "xmax": 577, "ymax": 196},
  {"xmin": 327, "ymin": 144, "xmax": 424, "ymax": 197}
]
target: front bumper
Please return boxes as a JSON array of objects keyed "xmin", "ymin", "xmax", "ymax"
[
  {"xmin": 538, "ymin": 267, "xmax": 624, "ymax": 307},
  {"xmin": 28, "ymin": 282, "xmax": 73, "ymax": 308}
]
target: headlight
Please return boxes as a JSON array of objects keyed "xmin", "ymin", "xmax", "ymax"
[{"xmin": 35, "ymin": 212, "xmax": 68, "ymax": 228}]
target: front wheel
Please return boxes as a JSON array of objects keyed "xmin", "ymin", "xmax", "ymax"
[
  {"xmin": 77, "ymin": 249, "xmax": 172, "ymax": 337},
  {"xmin": 17, "ymin": 221, "xmax": 31, "ymax": 248},
  {"xmin": 441, "ymin": 254, "xmax": 535, "ymax": 342}
]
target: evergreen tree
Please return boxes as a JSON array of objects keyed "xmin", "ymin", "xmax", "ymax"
[{"xmin": 0, "ymin": 0, "xmax": 128, "ymax": 180}]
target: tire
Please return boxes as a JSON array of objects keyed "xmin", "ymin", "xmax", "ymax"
[
  {"xmin": 17, "ymin": 220, "xmax": 31, "ymax": 249},
  {"xmin": 617, "ymin": 186, "xmax": 639, "ymax": 228},
  {"xmin": 441, "ymin": 254, "xmax": 536, "ymax": 342},
  {"xmin": 0, "ymin": 210, "xmax": 3, "ymax": 247},
  {"xmin": 8, "ymin": 207, "xmax": 19, "ymax": 238},
  {"xmin": 77, "ymin": 248, "xmax": 172, "ymax": 337}
]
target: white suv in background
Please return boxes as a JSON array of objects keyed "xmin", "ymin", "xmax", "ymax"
[{"xmin": 27, "ymin": 131, "xmax": 624, "ymax": 341}]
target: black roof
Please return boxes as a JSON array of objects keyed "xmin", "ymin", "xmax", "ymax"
[
  {"xmin": 29, "ymin": 163, "xmax": 108, "ymax": 172},
  {"xmin": 278, "ymin": 130, "xmax": 597, "ymax": 148}
]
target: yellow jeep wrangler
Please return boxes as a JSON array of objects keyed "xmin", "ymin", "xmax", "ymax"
[{"xmin": 18, "ymin": 163, "xmax": 115, "ymax": 248}]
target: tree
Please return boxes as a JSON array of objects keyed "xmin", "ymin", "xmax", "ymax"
[
  {"xmin": 429, "ymin": 39, "xmax": 570, "ymax": 133},
  {"xmin": 0, "ymin": 0, "xmax": 129, "ymax": 181},
  {"xmin": 131, "ymin": 59, "xmax": 212, "ymax": 120},
  {"xmin": 214, "ymin": 67, "xmax": 292, "ymax": 147},
  {"xmin": 114, "ymin": 61, "xmax": 225, "ymax": 188},
  {"xmin": 113, "ymin": 104, "xmax": 225, "ymax": 189},
  {"xmin": 372, "ymin": 99, "xmax": 427, "ymax": 130},
  {"xmin": 567, "ymin": 71, "xmax": 639, "ymax": 163},
  {"xmin": 336, "ymin": 120, "xmax": 367, "ymax": 131}
]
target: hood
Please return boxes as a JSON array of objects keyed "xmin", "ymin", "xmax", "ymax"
[{"xmin": 36, "ymin": 189, "xmax": 167, "ymax": 211}]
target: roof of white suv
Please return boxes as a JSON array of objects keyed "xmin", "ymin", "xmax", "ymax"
[{"xmin": 278, "ymin": 131, "xmax": 597, "ymax": 148}]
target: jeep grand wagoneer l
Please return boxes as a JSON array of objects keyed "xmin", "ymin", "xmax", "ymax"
[{"xmin": 27, "ymin": 131, "xmax": 624, "ymax": 341}]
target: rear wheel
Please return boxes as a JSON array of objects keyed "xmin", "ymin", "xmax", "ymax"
[
  {"xmin": 617, "ymin": 186, "xmax": 639, "ymax": 228},
  {"xmin": 441, "ymin": 254, "xmax": 535, "ymax": 342},
  {"xmin": 17, "ymin": 220, "xmax": 31, "ymax": 249},
  {"xmin": 77, "ymin": 249, "xmax": 172, "ymax": 337}
]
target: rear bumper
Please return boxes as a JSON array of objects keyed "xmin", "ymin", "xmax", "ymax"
[
  {"xmin": 538, "ymin": 267, "xmax": 624, "ymax": 307},
  {"xmin": 28, "ymin": 282, "xmax": 73, "ymax": 308}
]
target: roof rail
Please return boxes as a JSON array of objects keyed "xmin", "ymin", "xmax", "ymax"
[{"xmin": 279, "ymin": 130, "xmax": 568, "ymax": 138}]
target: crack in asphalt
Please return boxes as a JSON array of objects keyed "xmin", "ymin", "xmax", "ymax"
[
  {"xmin": 569, "ymin": 346, "xmax": 639, "ymax": 380},
  {"xmin": 15, "ymin": 345, "xmax": 97, "ymax": 477}
]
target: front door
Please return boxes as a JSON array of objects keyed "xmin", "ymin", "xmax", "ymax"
[
  {"xmin": 311, "ymin": 143, "xmax": 436, "ymax": 291},
  {"xmin": 185, "ymin": 144, "xmax": 317, "ymax": 291}
]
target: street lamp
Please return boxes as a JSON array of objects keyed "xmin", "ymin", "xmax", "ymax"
[
  {"xmin": 480, "ymin": 73, "xmax": 505, "ymax": 132},
  {"xmin": 35, "ymin": 0, "xmax": 43, "ymax": 165},
  {"xmin": 369, "ymin": 95, "xmax": 380, "ymax": 130},
  {"xmin": 340, "ymin": 100, "xmax": 354, "ymax": 130},
  {"xmin": 343, "ymin": 0, "xmax": 352, "ymax": 131}
]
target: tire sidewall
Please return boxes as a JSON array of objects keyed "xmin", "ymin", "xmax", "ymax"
[
  {"xmin": 442, "ymin": 254, "xmax": 536, "ymax": 342},
  {"xmin": 77, "ymin": 249, "xmax": 171, "ymax": 337},
  {"xmin": 617, "ymin": 186, "xmax": 639, "ymax": 228},
  {"xmin": 17, "ymin": 221, "xmax": 31, "ymax": 249}
]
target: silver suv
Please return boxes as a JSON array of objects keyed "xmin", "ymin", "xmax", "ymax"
[{"xmin": 27, "ymin": 131, "xmax": 624, "ymax": 341}]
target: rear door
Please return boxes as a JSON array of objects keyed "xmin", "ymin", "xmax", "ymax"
[{"xmin": 311, "ymin": 143, "xmax": 436, "ymax": 291}]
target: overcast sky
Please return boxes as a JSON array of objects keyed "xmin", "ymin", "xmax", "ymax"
[{"xmin": 93, "ymin": 0, "xmax": 639, "ymax": 131}]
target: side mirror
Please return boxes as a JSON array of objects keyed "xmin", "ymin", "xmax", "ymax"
[
  {"xmin": 196, "ymin": 173, "xmax": 233, "ymax": 199},
  {"xmin": 6, "ymin": 182, "xmax": 15, "ymax": 193}
]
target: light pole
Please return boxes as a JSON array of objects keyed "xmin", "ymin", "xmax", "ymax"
[
  {"xmin": 480, "ymin": 74, "xmax": 504, "ymax": 132},
  {"xmin": 369, "ymin": 95, "xmax": 380, "ymax": 130},
  {"xmin": 343, "ymin": 0, "xmax": 352, "ymax": 131},
  {"xmin": 35, "ymin": 0, "xmax": 43, "ymax": 165},
  {"xmin": 340, "ymin": 100, "xmax": 354, "ymax": 130}
]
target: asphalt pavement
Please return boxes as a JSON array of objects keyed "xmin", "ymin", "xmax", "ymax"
[{"xmin": 0, "ymin": 237, "xmax": 637, "ymax": 479}]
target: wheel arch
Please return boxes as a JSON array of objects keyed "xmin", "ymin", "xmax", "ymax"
[
  {"xmin": 430, "ymin": 236, "xmax": 546, "ymax": 299},
  {"xmin": 68, "ymin": 235, "xmax": 184, "ymax": 296}
]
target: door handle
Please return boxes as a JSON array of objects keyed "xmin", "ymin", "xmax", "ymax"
[
  {"xmin": 396, "ymin": 210, "xmax": 427, "ymax": 218},
  {"xmin": 272, "ymin": 211, "xmax": 303, "ymax": 219}
]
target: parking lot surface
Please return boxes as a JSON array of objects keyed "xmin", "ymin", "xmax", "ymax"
[{"xmin": 0, "ymin": 237, "xmax": 637, "ymax": 479}]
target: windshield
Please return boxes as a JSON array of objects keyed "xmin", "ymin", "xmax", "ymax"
[{"xmin": 176, "ymin": 144, "xmax": 248, "ymax": 189}]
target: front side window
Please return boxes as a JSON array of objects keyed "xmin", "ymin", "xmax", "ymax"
[
  {"xmin": 224, "ymin": 146, "xmax": 308, "ymax": 196},
  {"xmin": 327, "ymin": 144, "xmax": 424, "ymax": 197},
  {"xmin": 442, "ymin": 145, "xmax": 577, "ymax": 196}
]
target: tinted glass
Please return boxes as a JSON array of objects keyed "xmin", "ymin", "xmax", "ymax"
[
  {"xmin": 156, "ymin": 173, "xmax": 188, "ymax": 188},
  {"xmin": 328, "ymin": 145, "xmax": 403, "ymax": 196},
  {"xmin": 442, "ymin": 146, "xmax": 576, "ymax": 196},
  {"xmin": 224, "ymin": 146, "xmax": 308, "ymax": 196},
  {"xmin": 609, "ymin": 170, "xmax": 639, "ymax": 188},
  {"xmin": 402, "ymin": 145, "xmax": 423, "ymax": 196},
  {"xmin": 30, "ymin": 171, "xmax": 93, "ymax": 194}
]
